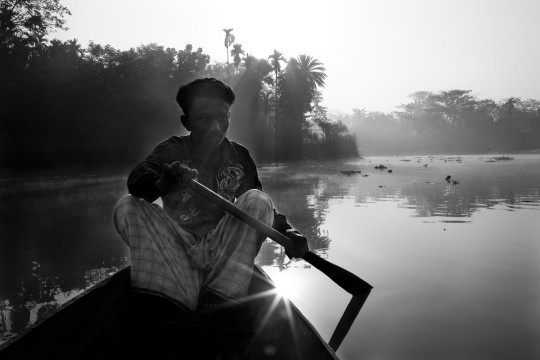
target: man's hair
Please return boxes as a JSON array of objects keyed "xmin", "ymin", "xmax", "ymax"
[{"xmin": 176, "ymin": 78, "xmax": 235, "ymax": 116}]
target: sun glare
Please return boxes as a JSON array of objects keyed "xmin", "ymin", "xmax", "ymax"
[{"xmin": 273, "ymin": 273, "xmax": 298, "ymax": 299}]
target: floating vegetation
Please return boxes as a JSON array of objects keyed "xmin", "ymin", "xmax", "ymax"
[
  {"xmin": 486, "ymin": 156, "xmax": 514, "ymax": 162},
  {"xmin": 445, "ymin": 175, "xmax": 459, "ymax": 185},
  {"xmin": 340, "ymin": 170, "xmax": 362, "ymax": 176},
  {"xmin": 493, "ymin": 156, "xmax": 514, "ymax": 161}
]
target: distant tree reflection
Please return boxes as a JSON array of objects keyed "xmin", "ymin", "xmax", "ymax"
[
  {"xmin": 257, "ymin": 171, "xmax": 348, "ymax": 270},
  {"xmin": 0, "ymin": 259, "xmax": 127, "ymax": 344},
  {"xmin": 257, "ymin": 160, "xmax": 540, "ymax": 270}
]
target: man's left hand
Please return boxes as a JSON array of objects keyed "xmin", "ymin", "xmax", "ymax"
[{"xmin": 284, "ymin": 230, "xmax": 309, "ymax": 259}]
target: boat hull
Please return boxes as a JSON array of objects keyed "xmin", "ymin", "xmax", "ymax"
[{"xmin": 0, "ymin": 266, "xmax": 338, "ymax": 360}]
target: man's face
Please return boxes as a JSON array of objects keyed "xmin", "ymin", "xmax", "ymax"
[{"xmin": 185, "ymin": 96, "xmax": 230, "ymax": 149}]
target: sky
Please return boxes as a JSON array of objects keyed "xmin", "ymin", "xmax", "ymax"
[{"xmin": 54, "ymin": 0, "xmax": 540, "ymax": 114}]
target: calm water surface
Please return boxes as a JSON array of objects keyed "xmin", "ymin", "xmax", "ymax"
[{"xmin": 1, "ymin": 155, "xmax": 539, "ymax": 359}]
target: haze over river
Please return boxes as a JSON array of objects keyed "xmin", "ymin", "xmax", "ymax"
[{"xmin": 1, "ymin": 154, "xmax": 539, "ymax": 359}]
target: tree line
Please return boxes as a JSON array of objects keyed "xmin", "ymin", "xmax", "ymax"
[
  {"xmin": 0, "ymin": 1, "xmax": 357, "ymax": 170},
  {"xmin": 5, "ymin": 1, "xmax": 536, "ymax": 170},
  {"xmin": 338, "ymin": 90, "xmax": 540, "ymax": 155}
]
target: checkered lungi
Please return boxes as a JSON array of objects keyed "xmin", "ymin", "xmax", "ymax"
[{"xmin": 113, "ymin": 189, "xmax": 274, "ymax": 311}]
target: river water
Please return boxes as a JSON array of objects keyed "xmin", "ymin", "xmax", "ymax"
[{"xmin": 1, "ymin": 154, "xmax": 539, "ymax": 359}]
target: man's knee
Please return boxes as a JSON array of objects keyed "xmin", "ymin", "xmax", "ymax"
[
  {"xmin": 239, "ymin": 189, "xmax": 273, "ymax": 208},
  {"xmin": 115, "ymin": 194, "xmax": 138, "ymax": 207},
  {"xmin": 114, "ymin": 194, "xmax": 139, "ymax": 216},
  {"xmin": 113, "ymin": 195, "xmax": 145, "ymax": 232},
  {"xmin": 237, "ymin": 189, "xmax": 274, "ymax": 225}
]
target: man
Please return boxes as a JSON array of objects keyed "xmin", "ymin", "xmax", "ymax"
[{"xmin": 113, "ymin": 78, "xmax": 308, "ymax": 312}]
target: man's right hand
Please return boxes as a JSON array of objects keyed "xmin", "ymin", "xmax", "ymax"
[{"xmin": 155, "ymin": 161, "xmax": 198, "ymax": 195}]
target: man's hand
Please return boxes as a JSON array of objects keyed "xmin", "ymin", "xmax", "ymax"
[
  {"xmin": 284, "ymin": 230, "xmax": 309, "ymax": 259},
  {"xmin": 155, "ymin": 161, "xmax": 198, "ymax": 195}
]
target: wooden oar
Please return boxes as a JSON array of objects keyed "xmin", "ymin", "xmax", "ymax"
[{"xmin": 189, "ymin": 180, "xmax": 373, "ymax": 295}]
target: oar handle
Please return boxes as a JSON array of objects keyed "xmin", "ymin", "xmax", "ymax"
[{"xmin": 190, "ymin": 180, "xmax": 373, "ymax": 295}]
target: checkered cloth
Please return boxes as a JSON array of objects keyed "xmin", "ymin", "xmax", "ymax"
[{"xmin": 113, "ymin": 189, "xmax": 273, "ymax": 311}]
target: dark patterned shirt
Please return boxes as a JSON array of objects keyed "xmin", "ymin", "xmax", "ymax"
[{"xmin": 128, "ymin": 135, "xmax": 280, "ymax": 239}]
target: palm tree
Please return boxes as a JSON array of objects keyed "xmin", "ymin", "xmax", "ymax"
[
  {"xmin": 296, "ymin": 54, "xmax": 327, "ymax": 89},
  {"xmin": 268, "ymin": 50, "xmax": 286, "ymax": 161},
  {"xmin": 260, "ymin": 90, "xmax": 272, "ymax": 130},
  {"xmin": 230, "ymin": 43, "xmax": 245, "ymax": 74},
  {"xmin": 223, "ymin": 28, "xmax": 235, "ymax": 75},
  {"xmin": 268, "ymin": 49, "xmax": 286, "ymax": 91},
  {"xmin": 278, "ymin": 55, "xmax": 327, "ymax": 159}
]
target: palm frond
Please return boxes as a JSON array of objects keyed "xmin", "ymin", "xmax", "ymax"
[
  {"xmin": 231, "ymin": 43, "xmax": 245, "ymax": 57},
  {"xmin": 296, "ymin": 54, "xmax": 327, "ymax": 88},
  {"xmin": 223, "ymin": 28, "xmax": 235, "ymax": 47},
  {"xmin": 268, "ymin": 50, "xmax": 287, "ymax": 75}
]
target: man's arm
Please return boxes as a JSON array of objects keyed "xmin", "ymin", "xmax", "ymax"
[
  {"xmin": 128, "ymin": 157, "xmax": 163, "ymax": 203},
  {"xmin": 127, "ymin": 139, "xmax": 194, "ymax": 202}
]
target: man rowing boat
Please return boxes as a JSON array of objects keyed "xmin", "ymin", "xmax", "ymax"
[{"xmin": 113, "ymin": 78, "xmax": 308, "ymax": 311}]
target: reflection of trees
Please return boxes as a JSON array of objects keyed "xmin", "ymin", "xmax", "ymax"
[
  {"xmin": 0, "ymin": 260, "xmax": 126, "ymax": 344},
  {"xmin": 258, "ymin": 169, "xmax": 351, "ymax": 269},
  {"xmin": 0, "ymin": 300, "xmax": 14, "ymax": 338},
  {"xmin": 398, "ymin": 184, "xmax": 476, "ymax": 218},
  {"xmin": 344, "ymin": 158, "xmax": 539, "ymax": 219},
  {"xmin": 258, "ymin": 160, "xmax": 540, "ymax": 272},
  {"xmin": 84, "ymin": 267, "xmax": 119, "ymax": 288},
  {"xmin": 1, "ymin": 261, "xmax": 61, "ymax": 339},
  {"xmin": 398, "ymin": 171, "xmax": 539, "ymax": 218},
  {"xmin": 0, "ymin": 175, "xmax": 131, "ymax": 343},
  {"xmin": 256, "ymin": 241, "xmax": 296, "ymax": 272}
]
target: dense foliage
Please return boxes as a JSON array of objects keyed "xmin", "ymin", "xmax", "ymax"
[
  {"xmin": 0, "ymin": 1, "xmax": 357, "ymax": 169},
  {"xmin": 4, "ymin": 1, "xmax": 537, "ymax": 170}
]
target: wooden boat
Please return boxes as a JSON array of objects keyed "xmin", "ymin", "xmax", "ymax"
[{"xmin": 0, "ymin": 264, "xmax": 368, "ymax": 360}]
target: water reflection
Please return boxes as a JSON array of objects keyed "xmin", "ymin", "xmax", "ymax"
[
  {"xmin": 1, "ymin": 155, "xmax": 539, "ymax": 349},
  {"xmin": 260, "ymin": 156, "xmax": 540, "ymax": 232},
  {"xmin": 257, "ymin": 156, "xmax": 539, "ymax": 273},
  {"xmin": 0, "ymin": 175, "xmax": 130, "ymax": 343},
  {"xmin": 258, "ymin": 156, "xmax": 540, "ymax": 360},
  {"xmin": 256, "ymin": 167, "xmax": 339, "ymax": 270},
  {"xmin": 0, "ymin": 259, "xmax": 127, "ymax": 343}
]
